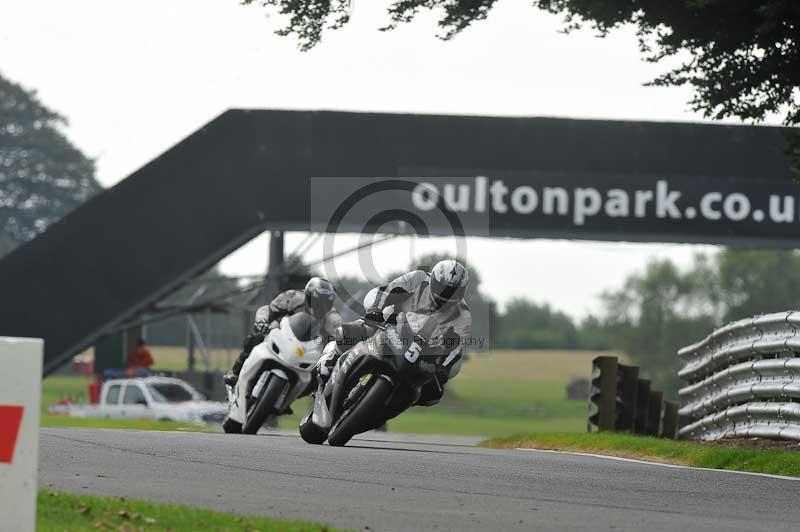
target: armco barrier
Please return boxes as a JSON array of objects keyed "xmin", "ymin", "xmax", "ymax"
[{"xmin": 678, "ymin": 311, "xmax": 800, "ymax": 441}]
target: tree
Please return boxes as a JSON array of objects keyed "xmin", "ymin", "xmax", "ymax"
[
  {"xmin": 716, "ymin": 248, "xmax": 800, "ymax": 322},
  {"xmin": 330, "ymin": 273, "xmax": 377, "ymax": 320},
  {"xmin": 598, "ymin": 258, "xmax": 717, "ymax": 398},
  {"xmin": 247, "ymin": 1, "xmax": 800, "ymax": 125},
  {"xmin": 576, "ymin": 314, "xmax": 613, "ymax": 351},
  {"xmin": 0, "ymin": 72, "xmax": 100, "ymax": 253},
  {"xmin": 495, "ymin": 298, "xmax": 580, "ymax": 350},
  {"xmin": 282, "ymin": 252, "xmax": 318, "ymax": 290},
  {"xmin": 594, "ymin": 248, "xmax": 800, "ymax": 397}
]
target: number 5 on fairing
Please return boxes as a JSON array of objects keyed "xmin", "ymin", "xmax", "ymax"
[{"xmin": 404, "ymin": 342, "xmax": 422, "ymax": 363}]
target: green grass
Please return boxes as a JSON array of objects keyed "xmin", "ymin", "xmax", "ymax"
[
  {"xmin": 359, "ymin": 350, "xmax": 610, "ymax": 437},
  {"xmin": 484, "ymin": 432, "xmax": 800, "ymax": 477},
  {"xmin": 44, "ymin": 349, "xmax": 614, "ymax": 437},
  {"xmin": 37, "ymin": 490, "xmax": 346, "ymax": 531},
  {"xmin": 41, "ymin": 375, "xmax": 91, "ymax": 410},
  {"xmin": 40, "ymin": 414, "xmax": 208, "ymax": 432},
  {"xmin": 382, "ymin": 377, "xmax": 588, "ymax": 436},
  {"xmin": 148, "ymin": 345, "xmax": 237, "ymax": 372},
  {"xmin": 457, "ymin": 349, "xmax": 626, "ymax": 381}
]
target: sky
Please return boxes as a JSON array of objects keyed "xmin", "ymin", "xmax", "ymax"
[{"xmin": 4, "ymin": 0, "xmax": 759, "ymax": 317}]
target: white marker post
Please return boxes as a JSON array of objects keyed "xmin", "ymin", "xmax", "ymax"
[{"xmin": 0, "ymin": 337, "xmax": 44, "ymax": 532}]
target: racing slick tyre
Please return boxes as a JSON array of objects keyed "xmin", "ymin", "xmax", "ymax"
[
  {"xmin": 222, "ymin": 416, "xmax": 242, "ymax": 434},
  {"xmin": 299, "ymin": 408, "xmax": 327, "ymax": 445},
  {"xmin": 242, "ymin": 374, "xmax": 288, "ymax": 435},
  {"xmin": 327, "ymin": 375, "xmax": 393, "ymax": 447}
]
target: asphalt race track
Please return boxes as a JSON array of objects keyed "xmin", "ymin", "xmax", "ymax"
[{"xmin": 40, "ymin": 428, "xmax": 800, "ymax": 531}]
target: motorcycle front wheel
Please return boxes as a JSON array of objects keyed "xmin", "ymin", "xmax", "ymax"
[
  {"xmin": 242, "ymin": 374, "xmax": 288, "ymax": 434},
  {"xmin": 327, "ymin": 375, "xmax": 393, "ymax": 447},
  {"xmin": 299, "ymin": 407, "xmax": 327, "ymax": 444}
]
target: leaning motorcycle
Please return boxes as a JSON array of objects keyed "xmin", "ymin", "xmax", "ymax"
[
  {"xmin": 299, "ymin": 311, "xmax": 443, "ymax": 446},
  {"xmin": 223, "ymin": 312, "xmax": 323, "ymax": 434}
]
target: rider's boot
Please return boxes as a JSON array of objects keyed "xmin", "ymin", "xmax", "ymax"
[
  {"xmin": 223, "ymin": 350, "xmax": 248, "ymax": 387},
  {"xmin": 224, "ymin": 331, "xmax": 267, "ymax": 387},
  {"xmin": 223, "ymin": 372, "xmax": 238, "ymax": 387}
]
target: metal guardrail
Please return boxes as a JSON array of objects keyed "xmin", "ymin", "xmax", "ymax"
[{"xmin": 678, "ymin": 311, "xmax": 800, "ymax": 441}]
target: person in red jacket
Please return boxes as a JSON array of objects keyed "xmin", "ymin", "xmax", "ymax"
[{"xmin": 127, "ymin": 338, "xmax": 154, "ymax": 369}]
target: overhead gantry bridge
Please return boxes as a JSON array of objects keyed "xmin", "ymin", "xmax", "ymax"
[{"xmin": 0, "ymin": 110, "xmax": 794, "ymax": 374}]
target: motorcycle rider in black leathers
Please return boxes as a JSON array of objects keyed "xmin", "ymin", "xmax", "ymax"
[
  {"xmin": 224, "ymin": 277, "xmax": 341, "ymax": 387},
  {"xmin": 317, "ymin": 259, "xmax": 472, "ymax": 407}
]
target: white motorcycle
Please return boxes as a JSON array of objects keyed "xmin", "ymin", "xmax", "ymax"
[{"xmin": 223, "ymin": 312, "xmax": 323, "ymax": 434}]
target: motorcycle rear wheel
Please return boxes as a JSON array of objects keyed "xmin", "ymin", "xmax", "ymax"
[
  {"xmin": 327, "ymin": 375, "xmax": 393, "ymax": 447},
  {"xmin": 242, "ymin": 374, "xmax": 288, "ymax": 434}
]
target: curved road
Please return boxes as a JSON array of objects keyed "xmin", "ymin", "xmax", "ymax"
[{"xmin": 40, "ymin": 428, "xmax": 799, "ymax": 531}]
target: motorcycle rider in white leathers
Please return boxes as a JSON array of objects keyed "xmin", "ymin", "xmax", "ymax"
[
  {"xmin": 318, "ymin": 259, "xmax": 472, "ymax": 407},
  {"xmin": 224, "ymin": 277, "xmax": 341, "ymax": 387}
]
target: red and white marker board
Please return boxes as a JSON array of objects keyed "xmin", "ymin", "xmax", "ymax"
[{"xmin": 0, "ymin": 337, "xmax": 43, "ymax": 532}]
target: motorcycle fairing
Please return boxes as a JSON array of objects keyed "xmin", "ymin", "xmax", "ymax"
[{"xmin": 227, "ymin": 320, "xmax": 320, "ymax": 424}]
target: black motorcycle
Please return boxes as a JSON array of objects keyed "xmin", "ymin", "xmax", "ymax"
[{"xmin": 299, "ymin": 311, "xmax": 444, "ymax": 447}]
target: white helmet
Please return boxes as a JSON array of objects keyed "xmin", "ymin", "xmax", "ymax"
[
  {"xmin": 429, "ymin": 259, "xmax": 469, "ymax": 308},
  {"xmin": 304, "ymin": 277, "xmax": 335, "ymax": 318}
]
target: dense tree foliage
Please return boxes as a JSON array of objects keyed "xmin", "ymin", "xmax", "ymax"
[
  {"xmin": 597, "ymin": 258, "xmax": 717, "ymax": 397},
  {"xmin": 247, "ymin": 1, "xmax": 800, "ymax": 125},
  {"xmin": 0, "ymin": 72, "xmax": 100, "ymax": 254},
  {"xmin": 594, "ymin": 248, "xmax": 800, "ymax": 397},
  {"xmin": 494, "ymin": 299, "xmax": 612, "ymax": 350},
  {"xmin": 716, "ymin": 249, "xmax": 800, "ymax": 322},
  {"xmin": 331, "ymin": 273, "xmax": 376, "ymax": 320},
  {"xmin": 495, "ymin": 299, "xmax": 579, "ymax": 349}
]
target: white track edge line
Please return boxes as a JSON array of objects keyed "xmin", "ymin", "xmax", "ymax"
[{"xmin": 514, "ymin": 447, "xmax": 800, "ymax": 481}]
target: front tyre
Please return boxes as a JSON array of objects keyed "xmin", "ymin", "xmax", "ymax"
[
  {"xmin": 242, "ymin": 374, "xmax": 288, "ymax": 434},
  {"xmin": 299, "ymin": 408, "xmax": 327, "ymax": 445},
  {"xmin": 327, "ymin": 376, "xmax": 393, "ymax": 447}
]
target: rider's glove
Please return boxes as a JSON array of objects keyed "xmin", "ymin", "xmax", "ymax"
[
  {"xmin": 364, "ymin": 305, "xmax": 384, "ymax": 323},
  {"xmin": 317, "ymin": 357, "xmax": 333, "ymax": 379}
]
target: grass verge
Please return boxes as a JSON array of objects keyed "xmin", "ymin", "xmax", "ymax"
[
  {"xmin": 40, "ymin": 414, "xmax": 212, "ymax": 432},
  {"xmin": 38, "ymin": 490, "xmax": 346, "ymax": 531},
  {"xmin": 483, "ymin": 432, "xmax": 800, "ymax": 477}
]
